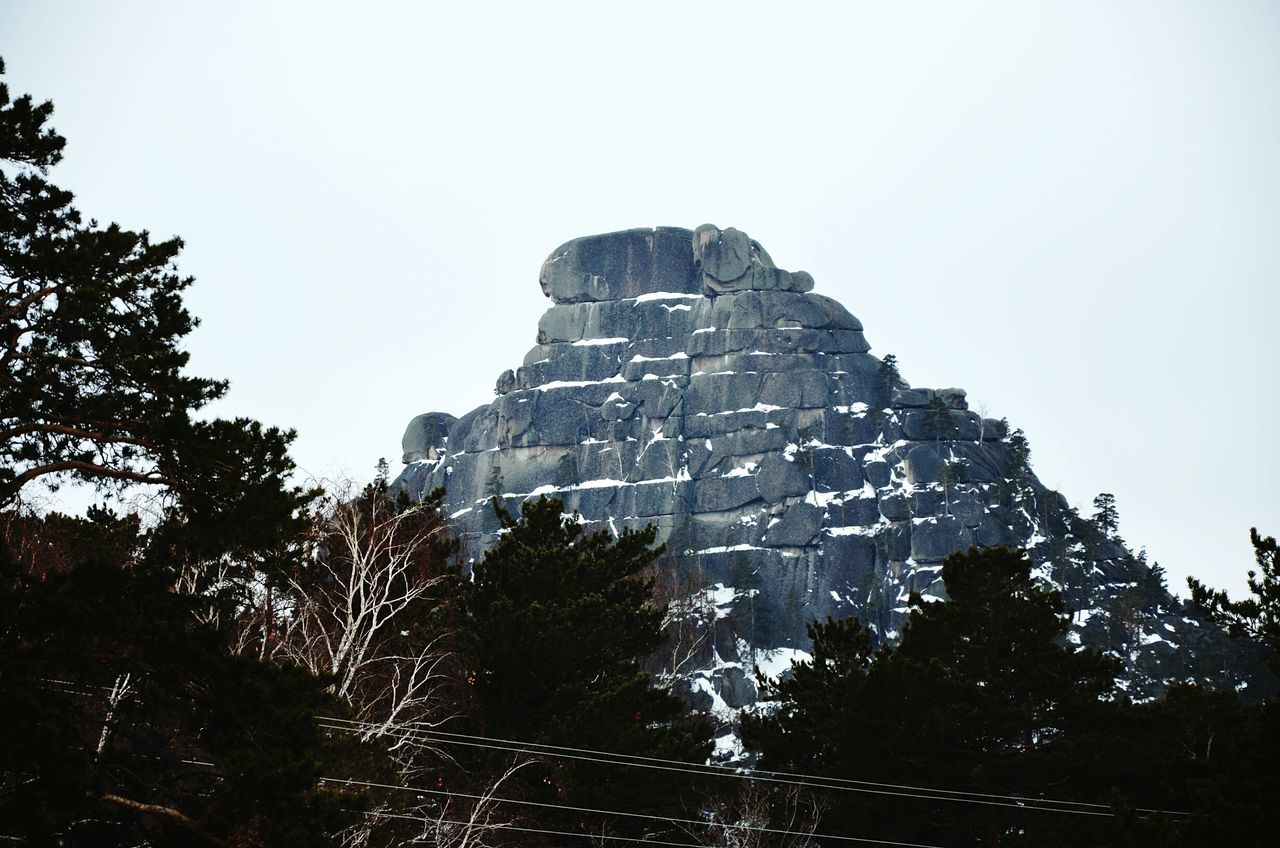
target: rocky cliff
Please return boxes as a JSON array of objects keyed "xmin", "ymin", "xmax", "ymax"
[{"xmin": 393, "ymin": 225, "xmax": 1256, "ymax": 733}]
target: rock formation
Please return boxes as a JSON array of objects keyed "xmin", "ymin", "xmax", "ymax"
[{"xmin": 393, "ymin": 225, "xmax": 1257, "ymax": 726}]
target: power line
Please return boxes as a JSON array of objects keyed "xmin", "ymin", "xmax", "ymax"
[
  {"xmin": 321, "ymin": 776, "xmax": 949, "ymax": 848},
  {"xmin": 317, "ymin": 715, "xmax": 1109, "ymax": 810},
  {"xmin": 318, "ymin": 716, "xmax": 1175, "ymax": 818},
  {"xmin": 28, "ymin": 678, "xmax": 1191, "ymax": 820},
  {"xmin": 315, "ymin": 718, "xmax": 1102, "ymax": 817},
  {"xmin": 319, "ymin": 717, "xmax": 1063, "ymax": 815},
  {"xmin": 360, "ymin": 808, "xmax": 705, "ymax": 848}
]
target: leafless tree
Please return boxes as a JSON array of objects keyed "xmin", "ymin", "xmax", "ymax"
[
  {"xmin": 411, "ymin": 759, "xmax": 532, "ymax": 848},
  {"xmin": 647, "ymin": 554, "xmax": 717, "ymax": 679},
  {"xmin": 690, "ymin": 782, "xmax": 828, "ymax": 848},
  {"xmin": 338, "ymin": 758, "xmax": 533, "ymax": 848},
  {"xmin": 278, "ymin": 479, "xmax": 462, "ymax": 775},
  {"xmin": 94, "ymin": 672, "xmax": 134, "ymax": 759}
]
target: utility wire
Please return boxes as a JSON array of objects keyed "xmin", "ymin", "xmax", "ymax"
[
  {"xmin": 317, "ymin": 718, "xmax": 1103, "ymax": 817},
  {"xmin": 317, "ymin": 715, "xmax": 1107, "ymax": 809},
  {"xmin": 359, "ymin": 808, "xmax": 706, "ymax": 848},
  {"xmin": 31, "ymin": 679, "xmax": 1191, "ymax": 819},
  {"xmin": 319, "ymin": 716, "xmax": 1177, "ymax": 818},
  {"xmin": 321, "ymin": 776, "xmax": 949, "ymax": 848}
]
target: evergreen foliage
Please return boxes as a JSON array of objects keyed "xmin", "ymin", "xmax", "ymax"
[
  {"xmin": 745, "ymin": 542, "xmax": 1280, "ymax": 846},
  {"xmin": 0, "ymin": 58, "xmax": 303, "ymax": 543},
  {"xmin": 1097, "ymin": 683, "xmax": 1280, "ymax": 847},
  {"xmin": 744, "ymin": 546, "xmax": 1124, "ymax": 845},
  {"xmin": 0, "ymin": 60, "xmax": 384, "ymax": 846},
  {"xmin": 999, "ymin": 423, "xmax": 1033, "ymax": 508},
  {"xmin": 926, "ymin": 394, "xmax": 953, "ymax": 443},
  {"xmin": 875, "ymin": 353, "xmax": 900, "ymax": 407},
  {"xmin": 1189, "ymin": 528, "xmax": 1280, "ymax": 669},
  {"xmin": 1092, "ymin": 493, "xmax": 1119, "ymax": 538},
  {"xmin": 0, "ymin": 510, "xmax": 373, "ymax": 847},
  {"xmin": 6, "ymin": 52, "xmax": 1278, "ymax": 847},
  {"xmin": 463, "ymin": 496, "xmax": 712, "ymax": 837}
]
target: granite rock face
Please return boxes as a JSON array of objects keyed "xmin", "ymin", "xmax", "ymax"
[
  {"xmin": 539, "ymin": 227, "xmax": 701, "ymax": 304},
  {"xmin": 692, "ymin": 224, "xmax": 815, "ymax": 294},
  {"xmin": 393, "ymin": 225, "xmax": 1257, "ymax": 720},
  {"xmin": 400, "ymin": 412, "xmax": 457, "ymax": 464}
]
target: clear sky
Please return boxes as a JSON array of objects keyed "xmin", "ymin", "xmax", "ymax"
[{"xmin": 2, "ymin": 1, "xmax": 1277, "ymax": 597}]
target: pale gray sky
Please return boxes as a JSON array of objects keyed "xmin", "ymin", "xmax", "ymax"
[{"xmin": 3, "ymin": 1, "xmax": 1277, "ymax": 597}]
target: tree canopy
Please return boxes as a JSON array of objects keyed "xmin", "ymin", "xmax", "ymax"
[
  {"xmin": 0, "ymin": 58, "xmax": 381, "ymax": 846},
  {"xmin": 463, "ymin": 496, "xmax": 712, "ymax": 838},
  {"xmin": 0, "ymin": 507, "xmax": 378, "ymax": 847},
  {"xmin": 744, "ymin": 546, "xmax": 1123, "ymax": 845},
  {"xmin": 1189, "ymin": 527, "xmax": 1280, "ymax": 671},
  {"xmin": 0, "ymin": 57, "xmax": 302, "ymax": 546}
]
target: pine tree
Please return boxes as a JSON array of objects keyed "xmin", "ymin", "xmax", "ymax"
[
  {"xmin": 0, "ymin": 509, "xmax": 375, "ymax": 847},
  {"xmin": 463, "ymin": 496, "xmax": 711, "ymax": 839},
  {"xmin": 744, "ymin": 546, "xmax": 1122, "ymax": 845},
  {"xmin": 926, "ymin": 394, "xmax": 953, "ymax": 445},
  {"xmin": 1001, "ymin": 424, "xmax": 1032, "ymax": 501},
  {"xmin": 0, "ymin": 58, "xmax": 301, "ymax": 541},
  {"xmin": 876, "ymin": 353, "xmax": 900, "ymax": 408},
  {"xmin": 1189, "ymin": 527, "xmax": 1280, "ymax": 674},
  {"xmin": 941, "ymin": 458, "xmax": 966, "ymax": 515},
  {"xmin": 0, "ymin": 60, "xmax": 386, "ymax": 845},
  {"xmin": 1092, "ymin": 492, "xmax": 1119, "ymax": 538}
]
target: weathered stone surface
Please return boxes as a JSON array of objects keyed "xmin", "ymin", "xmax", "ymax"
[
  {"xmin": 881, "ymin": 522, "xmax": 912, "ymax": 561},
  {"xmin": 911, "ymin": 488, "xmax": 943, "ymax": 517},
  {"xmin": 812, "ymin": 448, "xmax": 862, "ymax": 492},
  {"xmin": 695, "ymin": 475, "xmax": 762, "ymax": 513},
  {"xmin": 400, "ymin": 412, "xmax": 456, "ymax": 464},
  {"xmin": 756, "ymin": 454, "xmax": 810, "ymax": 504},
  {"xmin": 837, "ymin": 495, "xmax": 881, "ymax": 527},
  {"xmin": 950, "ymin": 492, "xmax": 987, "ymax": 529},
  {"xmin": 391, "ymin": 225, "xmax": 1253, "ymax": 712},
  {"xmin": 716, "ymin": 665, "xmax": 759, "ymax": 708},
  {"xmin": 824, "ymin": 533, "xmax": 877, "ymax": 590},
  {"xmin": 764, "ymin": 503, "xmax": 824, "ymax": 547},
  {"xmin": 693, "ymin": 224, "xmax": 815, "ymax": 294},
  {"xmin": 695, "ymin": 224, "xmax": 753, "ymax": 283},
  {"xmin": 878, "ymin": 492, "xmax": 911, "ymax": 521},
  {"xmin": 862, "ymin": 458, "xmax": 893, "ymax": 488},
  {"xmin": 904, "ymin": 444, "xmax": 943, "ymax": 486},
  {"xmin": 902, "ymin": 409, "xmax": 981, "ymax": 441},
  {"xmin": 539, "ymin": 227, "xmax": 700, "ymax": 304},
  {"xmin": 911, "ymin": 515, "xmax": 974, "ymax": 563},
  {"xmin": 976, "ymin": 515, "xmax": 1015, "ymax": 547},
  {"xmin": 982, "ymin": 418, "xmax": 1008, "ymax": 441},
  {"xmin": 892, "ymin": 388, "xmax": 934, "ymax": 408}
]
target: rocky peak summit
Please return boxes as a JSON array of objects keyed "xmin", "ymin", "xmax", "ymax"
[
  {"xmin": 395, "ymin": 225, "xmax": 1252, "ymax": 721},
  {"xmin": 535, "ymin": 225, "xmax": 814, "ymax": 306}
]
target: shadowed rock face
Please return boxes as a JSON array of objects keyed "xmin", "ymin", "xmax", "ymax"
[
  {"xmin": 401, "ymin": 412, "xmax": 457, "ymax": 464},
  {"xmin": 393, "ymin": 226, "xmax": 1256, "ymax": 718}
]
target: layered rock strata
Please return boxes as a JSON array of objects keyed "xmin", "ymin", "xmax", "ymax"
[{"xmin": 394, "ymin": 226, "xmax": 1255, "ymax": 721}]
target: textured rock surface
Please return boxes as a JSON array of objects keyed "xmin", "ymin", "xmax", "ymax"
[
  {"xmin": 400, "ymin": 412, "xmax": 457, "ymax": 464},
  {"xmin": 393, "ymin": 225, "xmax": 1258, "ymax": 718},
  {"xmin": 692, "ymin": 224, "xmax": 815, "ymax": 294}
]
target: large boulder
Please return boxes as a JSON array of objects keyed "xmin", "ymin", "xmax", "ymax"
[
  {"xmin": 692, "ymin": 224, "xmax": 815, "ymax": 294},
  {"xmin": 538, "ymin": 227, "xmax": 700, "ymax": 304},
  {"xmin": 401, "ymin": 412, "xmax": 456, "ymax": 464}
]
